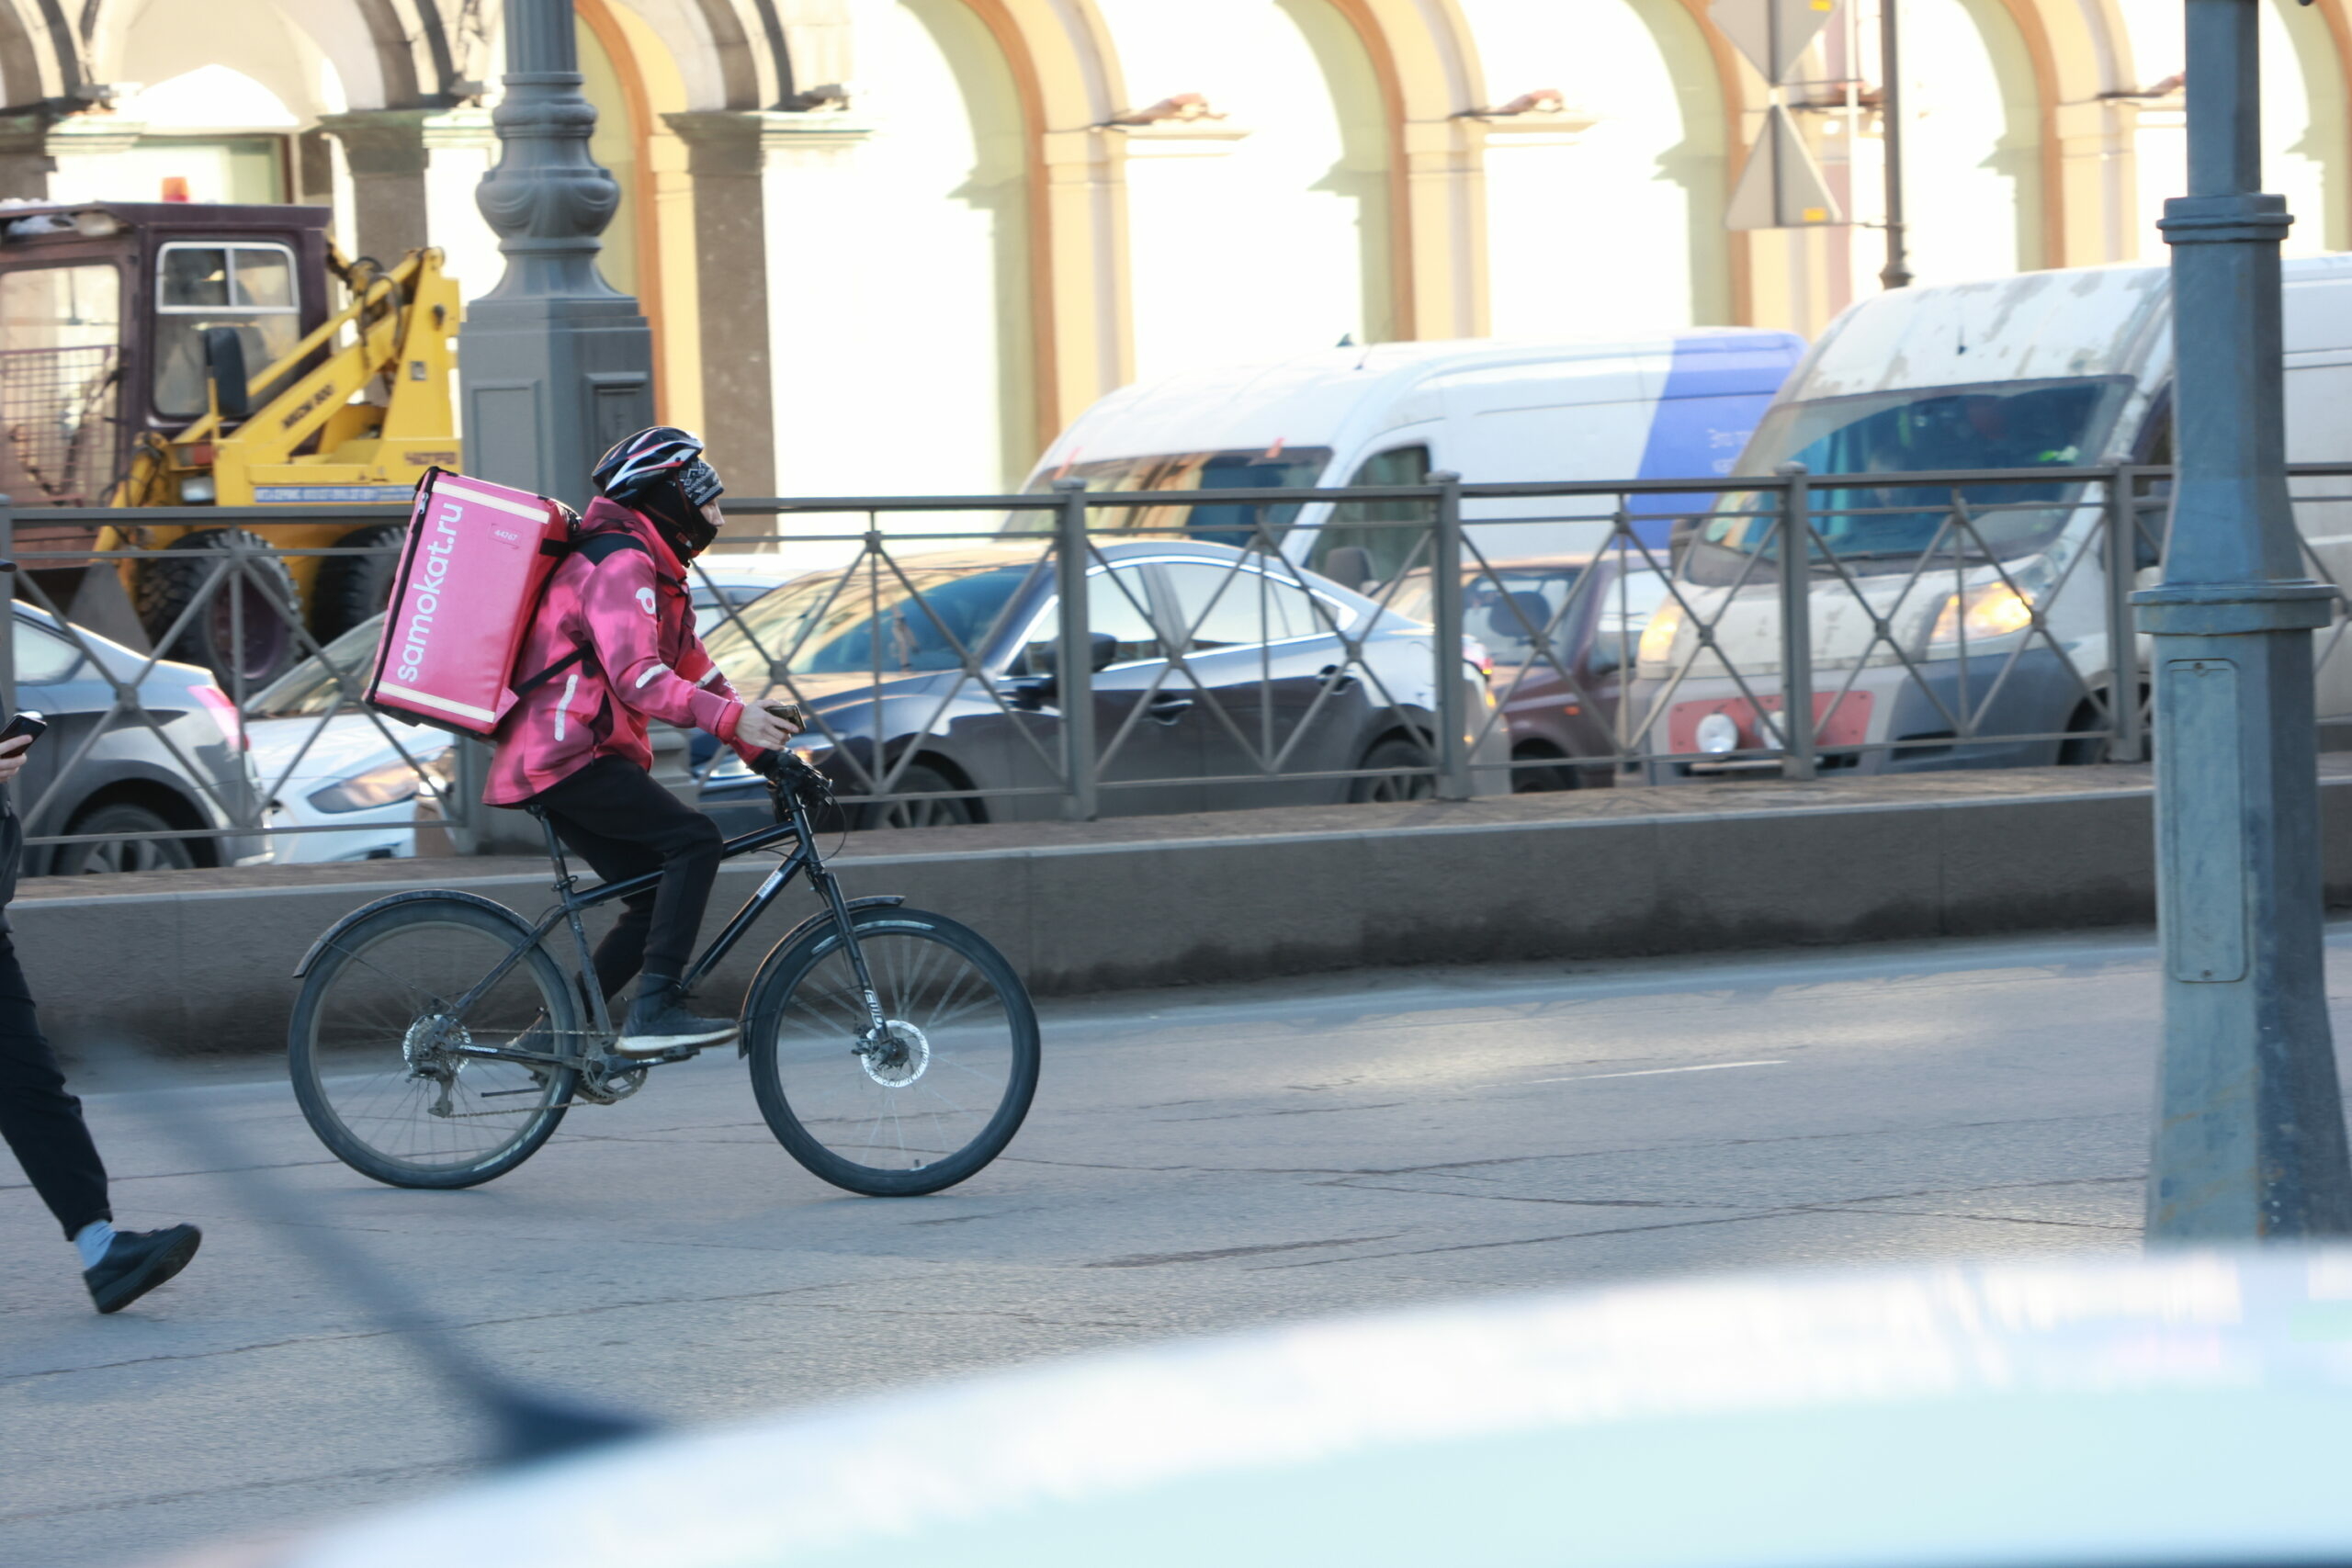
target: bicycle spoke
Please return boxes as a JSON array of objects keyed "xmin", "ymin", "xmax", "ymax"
[
  {"xmin": 753, "ymin": 919, "xmax": 1034, "ymax": 1190},
  {"xmin": 294, "ymin": 907, "xmax": 576, "ymax": 1186}
]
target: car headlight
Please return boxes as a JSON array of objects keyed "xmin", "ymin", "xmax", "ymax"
[
  {"xmin": 307, "ymin": 758, "xmax": 429, "ymax": 814},
  {"xmin": 1930, "ymin": 581, "xmax": 2035, "ymax": 646},
  {"xmin": 1637, "ymin": 599, "xmax": 1686, "ymax": 667}
]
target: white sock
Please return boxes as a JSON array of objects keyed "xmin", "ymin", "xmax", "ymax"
[{"xmin": 74, "ymin": 1220, "xmax": 117, "ymax": 1270}]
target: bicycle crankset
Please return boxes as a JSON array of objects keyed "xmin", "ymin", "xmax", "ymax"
[{"xmin": 572, "ymin": 1055, "xmax": 649, "ymax": 1105}]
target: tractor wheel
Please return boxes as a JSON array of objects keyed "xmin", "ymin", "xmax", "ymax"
[
  {"xmin": 311, "ymin": 523, "xmax": 409, "ymax": 641},
  {"xmin": 136, "ymin": 528, "xmax": 299, "ymax": 690}
]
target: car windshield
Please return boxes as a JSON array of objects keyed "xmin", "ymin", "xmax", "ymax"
[
  {"xmin": 704, "ymin": 560, "xmax": 1043, "ymax": 683},
  {"xmin": 1005, "ymin": 448, "xmax": 1335, "ymax": 548},
  {"xmin": 251, "ymin": 616, "xmax": 382, "ymax": 718},
  {"xmin": 1686, "ymin": 378, "xmax": 2131, "ymax": 582}
]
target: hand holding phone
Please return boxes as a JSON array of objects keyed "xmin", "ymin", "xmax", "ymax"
[{"xmin": 0, "ymin": 710, "xmax": 44, "ymax": 784}]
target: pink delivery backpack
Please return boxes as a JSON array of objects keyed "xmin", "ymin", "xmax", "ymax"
[{"xmin": 364, "ymin": 468, "xmax": 577, "ymax": 737}]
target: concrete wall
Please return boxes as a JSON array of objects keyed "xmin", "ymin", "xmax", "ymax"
[{"xmin": 26, "ymin": 772, "xmax": 2335, "ymax": 1059}]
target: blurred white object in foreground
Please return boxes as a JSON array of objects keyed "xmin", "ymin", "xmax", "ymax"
[{"xmin": 195, "ymin": 1249, "xmax": 2352, "ymax": 1568}]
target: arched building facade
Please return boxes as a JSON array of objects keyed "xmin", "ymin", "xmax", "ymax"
[{"xmin": 4, "ymin": 0, "xmax": 2347, "ymax": 498}]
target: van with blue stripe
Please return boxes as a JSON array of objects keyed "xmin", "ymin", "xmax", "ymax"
[{"xmin": 1012, "ymin": 333, "xmax": 1809, "ymax": 585}]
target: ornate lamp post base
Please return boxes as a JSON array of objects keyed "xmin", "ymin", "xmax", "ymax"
[{"xmin": 458, "ymin": 0, "xmax": 652, "ymax": 504}]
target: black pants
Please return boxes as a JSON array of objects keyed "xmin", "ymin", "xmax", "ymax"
[
  {"xmin": 0, "ymin": 933, "xmax": 109, "ymax": 1240},
  {"xmin": 531, "ymin": 756, "xmax": 723, "ymax": 999}
]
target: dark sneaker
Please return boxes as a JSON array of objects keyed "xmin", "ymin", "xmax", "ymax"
[
  {"xmin": 85, "ymin": 1224, "xmax": 201, "ymax": 1314},
  {"xmin": 618, "ymin": 984, "xmax": 737, "ymax": 1055}
]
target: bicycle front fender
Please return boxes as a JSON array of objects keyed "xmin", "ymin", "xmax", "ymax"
[
  {"xmin": 734, "ymin": 895, "xmax": 908, "ymax": 1052},
  {"xmin": 291, "ymin": 888, "xmax": 538, "ymax": 978}
]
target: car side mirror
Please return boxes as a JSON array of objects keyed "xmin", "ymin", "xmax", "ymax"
[
  {"xmin": 1588, "ymin": 640, "xmax": 1625, "ymax": 677},
  {"xmin": 1012, "ymin": 632, "xmax": 1117, "ymax": 700},
  {"xmin": 1030, "ymin": 631, "xmax": 1118, "ymax": 674}
]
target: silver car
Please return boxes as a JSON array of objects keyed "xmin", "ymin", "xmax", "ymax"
[{"xmin": 9, "ymin": 605, "xmax": 265, "ymax": 874}]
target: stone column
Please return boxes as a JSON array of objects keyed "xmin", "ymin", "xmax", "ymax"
[
  {"xmin": 0, "ymin": 113, "xmax": 55, "ymax": 202},
  {"xmin": 665, "ymin": 109, "xmax": 869, "ymax": 538},
  {"xmin": 664, "ymin": 112, "xmax": 786, "ymax": 509},
  {"xmin": 316, "ymin": 109, "xmax": 435, "ymax": 260}
]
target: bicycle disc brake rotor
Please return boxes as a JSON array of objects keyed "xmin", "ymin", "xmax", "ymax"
[{"xmin": 859, "ymin": 1020, "xmax": 931, "ymax": 1088}]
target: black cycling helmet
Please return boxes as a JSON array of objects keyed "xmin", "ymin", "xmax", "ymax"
[{"xmin": 592, "ymin": 425, "xmax": 725, "ymax": 557}]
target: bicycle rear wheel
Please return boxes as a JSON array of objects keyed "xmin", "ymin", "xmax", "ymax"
[
  {"xmin": 745, "ymin": 907, "xmax": 1039, "ymax": 1196},
  {"xmin": 289, "ymin": 896, "xmax": 582, "ymax": 1189}
]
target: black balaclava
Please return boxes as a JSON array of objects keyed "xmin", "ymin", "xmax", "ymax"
[{"xmin": 638, "ymin": 475, "xmax": 719, "ymax": 560}]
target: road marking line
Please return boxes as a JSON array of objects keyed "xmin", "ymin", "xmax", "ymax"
[{"xmin": 1529, "ymin": 1059, "xmax": 1788, "ymax": 1085}]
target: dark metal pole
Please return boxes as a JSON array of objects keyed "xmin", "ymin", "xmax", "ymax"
[
  {"xmin": 1053, "ymin": 479, "xmax": 1098, "ymax": 822},
  {"xmin": 1776, "ymin": 464, "xmax": 1817, "ymax": 779},
  {"xmin": 458, "ymin": 0, "xmax": 653, "ymax": 506},
  {"xmin": 1430, "ymin": 470, "xmax": 1472, "ymax": 800},
  {"xmin": 2135, "ymin": 0, "xmax": 2352, "ymax": 1239},
  {"xmin": 457, "ymin": 0, "xmax": 655, "ymax": 854},
  {"xmin": 1878, "ymin": 0, "xmax": 1911, "ymax": 289}
]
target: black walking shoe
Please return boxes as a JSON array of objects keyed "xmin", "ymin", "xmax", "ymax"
[
  {"xmin": 618, "ymin": 979, "xmax": 737, "ymax": 1055},
  {"xmin": 85, "ymin": 1224, "xmax": 201, "ymax": 1314}
]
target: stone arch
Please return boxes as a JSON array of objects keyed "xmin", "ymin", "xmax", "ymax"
[
  {"xmin": 2264, "ymin": 0, "xmax": 2351, "ymax": 253},
  {"xmin": 2307, "ymin": 0, "xmax": 2352, "ymax": 252},
  {"xmin": 1088, "ymin": 0, "xmax": 1406, "ymax": 383},
  {"xmin": 1452, "ymin": 0, "xmax": 1732, "ymax": 333},
  {"xmin": 952, "ymin": 0, "xmax": 1122, "ymax": 428},
  {"xmin": 1978, "ymin": 0, "xmax": 2066, "ymax": 266},
  {"xmin": 1895, "ymin": 0, "xmax": 2049, "ymax": 282},
  {"xmin": 1332, "ymin": 0, "xmax": 1488, "ymax": 337},
  {"xmin": 0, "ymin": 3, "xmax": 54, "ymax": 113}
]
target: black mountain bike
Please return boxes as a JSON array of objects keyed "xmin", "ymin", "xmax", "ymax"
[{"xmin": 286, "ymin": 754, "xmax": 1039, "ymax": 1196}]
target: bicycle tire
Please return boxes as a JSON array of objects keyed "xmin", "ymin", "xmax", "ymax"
[
  {"xmin": 745, "ymin": 906, "xmax": 1039, "ymax": 1196},
  {"xmin": 289, "ymin": 896, "xmax": 582, "ymax": 1189}
]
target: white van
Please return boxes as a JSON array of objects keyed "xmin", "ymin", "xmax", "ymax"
[
  {"xmin": 1010, "ymin": 333, "xmax": 1808, "ymax": 585},
  {"xmin": 1636, "ymin": 255, "xmax": 2352, "ymax": 774}
]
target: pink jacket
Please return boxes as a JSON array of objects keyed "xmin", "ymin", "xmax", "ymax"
[{"xmin": 484, "ymin": 498, "xmax": 753, "ymax": 806}]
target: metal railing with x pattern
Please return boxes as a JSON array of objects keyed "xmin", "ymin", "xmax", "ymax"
[{"xmin": 11, "ymin": 459, "xmax": 2352, "ymax": 870}]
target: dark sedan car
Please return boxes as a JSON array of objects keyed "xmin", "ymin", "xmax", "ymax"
[
  {"xmin": 695, "ymin": 540, "xmax": 1501, "ymax": 830},
  {"xmin": 1388, "ymin": 555, "xmax": 1670, "ymax": 790},
  {"xmin": 9, "ymin": 605, "xmax": 266, "ymax": 873}
]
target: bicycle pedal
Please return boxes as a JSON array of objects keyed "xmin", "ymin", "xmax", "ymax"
[{"xmin": 600, "ymin": 1046, "xmax": 698, "ymax": 1069}]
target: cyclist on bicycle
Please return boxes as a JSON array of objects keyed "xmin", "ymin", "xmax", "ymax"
[{"xmin": 485, "ymin": 426, "xmax": 800, "ymax": 1054}]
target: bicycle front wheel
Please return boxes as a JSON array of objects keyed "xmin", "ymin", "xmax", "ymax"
[
  {"xmin": 746, "ymin": 907, "xmax": 1039, "ymax": 1196},
  {"xmin": 289, "ymin": 896, "xmax": 582, "ymax": 1189}
]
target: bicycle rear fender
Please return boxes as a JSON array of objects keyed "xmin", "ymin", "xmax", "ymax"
[{"xmin": 291, "ymin": 888, "xmax": 538, "ymax": 977}]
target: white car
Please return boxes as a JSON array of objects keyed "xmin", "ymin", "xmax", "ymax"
[
  {"xmin": 250, "ymin": 616, "xmax": 451, "ymax": 863},
  {"xmin": 249, "ymin": 559, "xmax": 788, "ymax": 863},
  {"xmin": 187, "ymin": 1247, "xmax": 2352, "ymax": 1568}
]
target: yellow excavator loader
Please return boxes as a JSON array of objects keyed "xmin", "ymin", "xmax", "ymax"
[
  {"xmin": 107, "ymin": 245, "xmax": 460, "ymax": 684},
  {"xmin": 0, "ymin": 199, "xmax": 458, "ymax": 686}
]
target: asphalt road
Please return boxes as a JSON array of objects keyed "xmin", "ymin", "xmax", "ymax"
[{"xmin": 8, "ymin": 925, "xmax": 2345, "ymax": 1566}]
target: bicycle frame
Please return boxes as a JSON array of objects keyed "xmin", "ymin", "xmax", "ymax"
[{"xmin": 443, "ymin": 776, "xmax": 891, "ymax": 1066}]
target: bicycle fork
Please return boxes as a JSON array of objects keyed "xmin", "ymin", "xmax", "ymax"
[{"xmin": 790, "ymin": 799, "xmax": 890, "ymax": 1054}]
